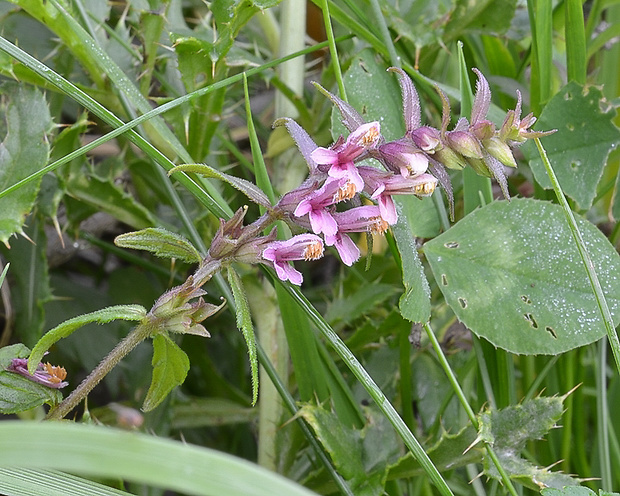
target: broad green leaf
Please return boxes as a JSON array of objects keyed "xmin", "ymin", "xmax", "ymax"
[
  {"xmin": 142, "ymin": 333, "xmax": 190, "ymax": 412},
  {"xmin": 445, "ymin": 0, "xmax": 517, "ymax": 39},
  {"xmin": 524, "ymin": 82, "xmax": 620, "ymax": 210},
  {"xmin": 331, "ymin": 49, "xmax": 433, "ymax": 322},
  {"xmin": 169, "ymin": 163, "xmax": 271, "ymax": 207},
  {"xmin": 542, "ymin": 488, "xmax": 601, "ymax": 496},
  {"xmin": 0, "ymin": 84, "xmax": 52, "ymax": 244},
  {"xmin": 0, "ymin": 468, "xmax": 134, "ymax": 496},
  {"xmin": 114, "ymin": 227, "xmax": 202, "ymax": 263},
  {"xmin": 299, "ymin": 405, "xmax": 398, "ymax": 496},
  {"xmin": 478, "ymin": 396, "xmax": 579, "ymax": 489},
  {"xmin": 228, "ymin": 267, "xmax": 258, "ymax": 406},
  {"xmin": 29, "ymin": 305, "xmax": 147, "ymax": 374},
  {"xmin": 0, "ymin": 344, "xmax": 62, "ymax": 414},
  {"xmin": 424, "ymin": 198, "xmax": 620, "ymax": 354},
  {"xmin": 0, "ymin": 421, "xmax": 319, "ymax": 496}
]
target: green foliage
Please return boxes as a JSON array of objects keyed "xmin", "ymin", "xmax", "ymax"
[
  {"xmin": 525, "ymin": 82, "xmax": 620, "ymax": 210},
  {"xmin": 0, "ymin": 344, "xmax": 62, "ymax": 414},
  {"xmin": 228, "ymin": 267, "xmax": 259, "ymax": 406},
  {"xmin": 28, "ymin": 305, "xmax": 147, "ymax": 374},
  {"xmin": 0, "ymin": 84, "xmax": 52, "ymax": 244},
  {"xmin": 114, "ymin": 227, "xmax": 203, "ymax": 263},
  {"xmin": 479, "ymin": 396, "xmax": 579, "ymax": 489},
  {"xmin": 425, "ymin": 198, "xmax": 620, "ymax": 354},
  {"xmin": 143, "ymin": 332, "xmax": 190, "ymax": 412}
]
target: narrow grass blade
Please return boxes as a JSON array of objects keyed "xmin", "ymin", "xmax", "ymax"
[{"xmin": 565, "ymin": 0, "xmax": 587, "ymax": 84}]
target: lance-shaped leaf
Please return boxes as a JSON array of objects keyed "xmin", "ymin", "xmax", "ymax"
[
  {"xmin": 0, "ymin": 85, "xmax": 52, "ymax": 245},
  {"xmin": 0, "ymin": 344, "xmax": 62, "ymax": 414},
  {"xmin": 115, "ymin": 228, "xmax": 202, "ymax": 264},
  {"xmin": 169, "ymin": 164, "xmax": 271, "ymax": 208},
  {"xmin": 388, "ymin": 67, "xmax": 421, "ymax": 133},
  {"xmin": 227, "ymin": 267, "xmax": 258, "ymax": 406},
  {"xmin": 142, "ymin": 333, "xmax": 190, "ymax": 412},
  {"xmin": 28, "ymin": 305, "xmax": 147, "ymax": 374},
  {"xmin": 478, "ymin": 395, "xmax": 579, "ymax": 490}
]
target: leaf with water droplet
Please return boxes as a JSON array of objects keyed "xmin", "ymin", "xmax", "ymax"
[
  {"xmin": 424, "ymin": 198, "xmax": 620, "ymax": 354},
  {"xmin": 523, "ymin": 82, "xmax": 620, "ymax": 211}
]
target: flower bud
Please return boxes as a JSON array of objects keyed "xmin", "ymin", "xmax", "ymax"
[
  {"xmin": 445, "ymin": 131, "xmax": 484, "ymax": 159},
  {"xmin": 377, "ymin": 138, "xmax": 429, "ymax": 177},
  {"xmin": 483, "ymin": 137, "xmax": 517, "ymax": 168},
  {"xmin": 410, "ymin": 126, "xmax": 442, "ymax": 153},
  {"xmin": 433, "ymin": 145, "xmax": 468, "ymax": 170}
]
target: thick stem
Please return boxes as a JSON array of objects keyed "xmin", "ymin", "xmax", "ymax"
[{"xmin": 46, "ymin": 322, "xmax": 153, "ymax": 420}]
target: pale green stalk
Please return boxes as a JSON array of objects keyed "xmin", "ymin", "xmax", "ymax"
[
  {"xmin": 534, "ymin": 138, "xmax": 620, "ymax": 376},
  {"xmin": 276, "ymin": 0, "xmax": 306, "ymax": 118},
  {"xmin": 424, "ymin": 323, "xmax": 519, "ymax": 496},
  {"xmin": 368, "ymin": 0, "xmax": 399, "ymax": 68},
  {"xmin": 320, "ymin": 0, "xmax": 347, "ymax": 101},
  {"xmin": 597, "ymin": 338, "xmax": 612, "ymax": 489}
]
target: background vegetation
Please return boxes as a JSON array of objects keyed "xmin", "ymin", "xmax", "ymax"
[{"xmin": 1, "ymin": 0, "xmax": 620, "ymax": 495}]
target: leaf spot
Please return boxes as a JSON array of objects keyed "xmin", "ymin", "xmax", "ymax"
[
  {"xmin": 458, "ymin": 297, "xmax": 467, "ymax": 309},
  {"xmin": 520, "ymin": 295, "xmax": 532, "ymax": 304},
  {"xmin": 545, "ymin": 326, "xmax": 557, "ymax": 339},
  {"xmin": 441, "ymin": 274, "xmax": 448, "ymax": 286},
  {"xmin": 524, "ymin": 313, "xmax": 538, "ymax": 329},
  {"xmin": 570, "ymin": 160, "xmax": 581, "ymax": 170},
  {"xmin": 444, "ymin": 241, "xmax": 459, "ymax": 249},
  {"xmin": 566, "ymin": 123, "xmax": 575, "ymax": 131},
  {"xmin": 564, "ymin": 91, "xmax": 573, "ymax": 101}
]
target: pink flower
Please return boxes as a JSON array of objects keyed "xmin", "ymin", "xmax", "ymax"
[
  {"xmin": 8, "ymin": 357, "xmax": 68, "ymax": 389},
  {"xmin": 359, "ymin": 167, "xmax": 438, "ymax": 224},
  {"xmin": 294, "ymin": 177, "xmax": 349, "ymax": 236},
  {"xmin": 262, "ymin": 234, "xmax": 324, "ymax": 285},
  {"xmin": 311, "ymin": 122, "xmax": 381, "ymax": 193},
  {"xmin": 325, "ymin": 206, "xmax": 389, "ymax": 266}
]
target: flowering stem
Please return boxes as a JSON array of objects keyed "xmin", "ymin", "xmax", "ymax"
[{"xmin": 46, "ymin": 258, "xmax": 224, "ymax": 421}]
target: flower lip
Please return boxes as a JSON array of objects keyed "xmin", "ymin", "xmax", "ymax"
[
  {"xmin": 262, "ymin": 234, "xmax": 325, "ymax": 285},
  {"xmin": 8, "ymin": 357, "xmax": 69, "ymax": 389}
]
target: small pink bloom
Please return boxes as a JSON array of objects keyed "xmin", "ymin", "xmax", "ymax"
[
  {"xmin": 262, "ymin": 234, "xmax": 324, "ymax": 285},
  {"xmin": 294, "ymin": 178, "xmax": 349, "ymax": 236},
  {"xmin": 325, "ymin": 206, "xmax": 389, "ymax": 265},
  {"xmin": 311, "ymin": 121, "xmax": 381, "ymax": 193},
  {"xmin": 8, "ymin": 357, "xmax": 68, "ymax": 389},
  {"xmin": 377, "ymin": 138, "xmax": 428, "ymax": 178}
]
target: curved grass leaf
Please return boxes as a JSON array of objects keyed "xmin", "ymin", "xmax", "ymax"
[
  {"xmin": 0, "ymin": 263, "xmax": 8, "ymax": 288},
  {"xmin": 0, "ymin": 421, "xmax": 319, "ymax": 496},
  {"xmin": 228, "ymin": 267, "xmax": 258, "ymax": 406},
  {"xmin": 142, "ymin": 333, "xmax": 189, "ymax": 412},
  {"xmin": 115, "ymin": 228, "xmax": 202, "ymax": 263},
  {"xmin": 28, "ymin": 305, "xmax": 147, "ymax": 374},
  {"xmin": 0, "ymin": 468, "xmax": 134, "ymax": 496},
  {"xmin": 424, "ymin": 198, "xmax": 620, "ymax": 354},
  {"xmin": 0, "ymin": 84, "xmax": 52, "ymax": 245}
]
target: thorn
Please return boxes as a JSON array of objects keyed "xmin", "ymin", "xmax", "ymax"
[
  {"xmin": 463, "ymin": 434, "xmax": 483, "ymax": 454},
  {"xmin": 20, "ymin": 231, "xmax": 35, "ymax": 245},
  {"xmin": 52, "ymin": 215, "xmax": 65, "ymax": 249}
]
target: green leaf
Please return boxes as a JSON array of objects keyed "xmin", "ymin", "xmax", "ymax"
[
  {"xmin": 0, "ymin": 468, "xmax": 135, "ymax": 496},
  {"xmin": 114, "ymin": 227, "xmax": 202, "ymax": 263},
  {"xmin": 0, "ymin": 84, "xmax": 52, "ymax": 244},
  {"xmin": 424, "ymin": 198, "xmax": 620, "ymax": 354},
  {"xmin": 142, "ymin": 333, "xmax": 190, "ymax": 412},
  {"xmin": 66, "ymin": 174, "xmax": 156, "ymax": 230},
  {"xmin": 228, "ymin": 267, "xmax": 259, "ymax": 406},
  {"xmin": 542, "ymin": 488, "xmax": 600, "ymax": 496},
  {"xmin": 444, "ymin": 0, "xmax": 517, "ymax": 39},
  {"xmin": 169, "ymin": 163, "xmax": 272, "ymax": 208},
  {"xmin": 479, "ymin": 396, "xmax": 579, "ymax": 489},
  {"xmin": 0, "ymin": 344, "xmax": 62, "ymax": 414},
  {"xmin": 386, "ymin": 424, "xmax": 480, "ymax": 480},
  {"xmin": 299, "ymin": 405, "xmax": 398, "ymax": 496},
  {"xmin": 524, "ymin": 82, "xmax": 620, "ymax": 210},
  {"xmin": 29, "ymin": 305, "xmax": 147, "ymax": 374},
  {"xmin": 0, "ymin": 421, "xmax": 319, "ymax": 496}
]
